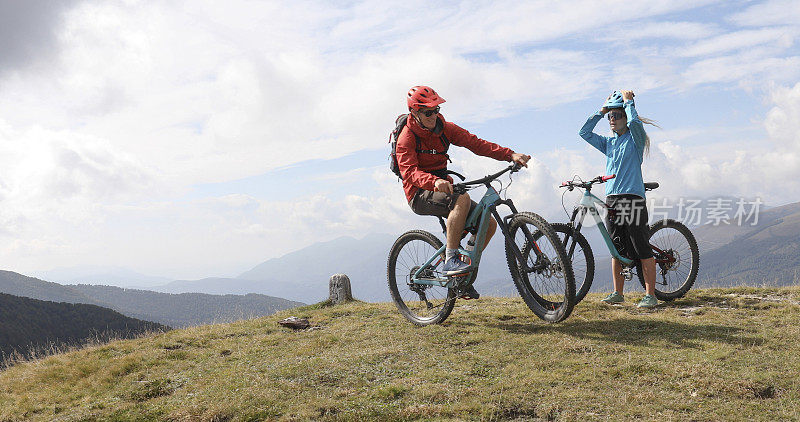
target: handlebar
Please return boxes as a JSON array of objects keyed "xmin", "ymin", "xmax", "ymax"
[
  {"xmin": 447, "ymin": 170, "xmax": 466, "ymax": 181},
  {"xmin": 453, "ymin": 163, "xmax": 522, "ymax": 194},
  {"xmin": 559, "ymin": 174, "xmax": 616, "ymax": 191}
]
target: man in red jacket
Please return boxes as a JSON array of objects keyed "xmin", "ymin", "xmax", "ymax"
[{"xmin": 397, "ymin": 86, "xmax": 531, "ymax": 299}]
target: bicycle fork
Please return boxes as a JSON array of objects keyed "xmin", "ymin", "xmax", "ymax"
[{"xmin": 495, "ymin": 200, "xmax": 550, "ymax": 273}]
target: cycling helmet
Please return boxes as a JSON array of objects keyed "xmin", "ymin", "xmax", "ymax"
[
  {"xmin": 407, "ymin": 86, "xmax": 446, "ymax": 111},
  {"xmin": 603, "ymin": 90, "xmax": 625, "ymax": 109}
]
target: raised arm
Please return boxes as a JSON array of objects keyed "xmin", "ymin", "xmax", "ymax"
[
  {"xmin": 624, "ymin": 99, "xmax": 647, "ymax": 153},
  {"xmin": 445, "ymin": 122, "xmax": 515, "ymax": 162},
  {"xmin": 579, "ymin": 112, "xmax": 608, "ymax": 155},
  {"xmin": 619, "ymin": 91, "xmax": 647, "ymax": 153}
]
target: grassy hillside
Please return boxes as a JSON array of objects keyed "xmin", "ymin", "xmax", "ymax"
[{"xmin": 1, "ymin": 288, "xmax": 799, "ymax": 421}]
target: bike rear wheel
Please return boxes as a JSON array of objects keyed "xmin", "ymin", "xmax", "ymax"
[
  {"xmin": 505, "ymin": 212, "xmax": 576, "ymax": 322},
  {"xmin": 387, "ymin": 230, "xmax": 457, "ymax": 325},
  {"xmin": 637, "ymin": 219, "xmax": 700, "ymax": 301}
]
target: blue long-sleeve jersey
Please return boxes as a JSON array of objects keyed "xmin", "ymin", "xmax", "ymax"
[{"xmin": 579, "ymin": 100, "xmax": 647, "ymax": 199}]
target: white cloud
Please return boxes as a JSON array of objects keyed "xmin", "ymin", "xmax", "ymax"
[
  {"xmin": 728, "ymin": 0, "xmax": 800, "ymax": 27},
  {"xmin": 677, "ymin": 28, "xmax": 796, "ymax": 58},
  {"xmin": 0, "ymin": 120, "xmax": 153, "ymax": 221},
  {"xmin": 636, "ymin": 82, "xmax": 800, "ymax": 202},
  {"xmin": 765, "ymin": 82, "xmax": 800, "ymax": 150},
  {"xmin": 601, "ymin": 21, "xmax": 720, "ymax": 42},
  {"xmin": 1, "ymin": 0, "xmax": 799, "ymax": 278},
  {"xmin": 681, "ymin": 53, "xmax": 800, "ymax": 87}
]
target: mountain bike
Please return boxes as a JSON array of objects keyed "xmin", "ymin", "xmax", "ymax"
[
  {"xmin": 557, "ymin": 175, "xmax": 699, "ymax": 303},
  {"xmin": 387, "ymin": 164, "xmax": 576, "ymax": 326}
]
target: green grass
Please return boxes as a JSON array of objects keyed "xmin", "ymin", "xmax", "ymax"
[{"xmin": 1, "ymin": 287, "xmax": 799, "ymax": 421}]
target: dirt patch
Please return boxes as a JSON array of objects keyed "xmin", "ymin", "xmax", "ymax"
[
  {"xmin": 725, "ymin": 293, "xmax": 800, "ymax": 306},
  {"xmin": 676, "ymin": 293, "xmax": 800, "ymax": 316}
]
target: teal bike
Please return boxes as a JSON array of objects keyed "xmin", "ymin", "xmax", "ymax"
[
  {"xmin": 387, "ymin": 164, "xmax": 576, "ymax": 325},
  {"xmin": 558, "ymin": 175, "xmax": 700, "ymax": 303}
]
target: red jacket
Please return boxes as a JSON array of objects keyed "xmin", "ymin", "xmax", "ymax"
[{"xmin": 396, "ymin": 114, "xmax": 515, "ymax": 202}]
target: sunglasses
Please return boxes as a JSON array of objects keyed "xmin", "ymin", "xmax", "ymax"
[
  {"xmin": 607, "ymin": 110, "xmax": 626, "ymax": 121},
  {"xmin": 419, "ymin": 106, "xmax": 440, "ymax": 117}
]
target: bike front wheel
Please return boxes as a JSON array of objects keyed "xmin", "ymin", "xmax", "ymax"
[
  {"xmin": 637, "ymin": 219, "xmax": 700, "ymax": 301},
  {"xmin": 387, "ymin": 230, "xmax": 457, "ymax": 326},
  {"xmin": 505, "ymin": 212, "xmax": 576, "ymax": 322},
  {"xmin": 549, "ymin": 223, "xmax": 594, "ymax": 305}
]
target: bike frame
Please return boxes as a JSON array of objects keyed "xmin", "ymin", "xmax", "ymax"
[
  {"xmin": 570, "ymin": 188, "xmax": 635, "ymax": 266},
  {"xmin": 410, "ymin": 182, "xmax": 544, "ymax": 289},
  {"xmin": 567, "ymin": 186, "xmax": 674, "ymax": 268}
]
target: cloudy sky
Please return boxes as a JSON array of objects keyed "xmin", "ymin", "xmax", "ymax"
[{"xmin": 1, "ymin": 0, "xmax": 799, "ymax": 280}]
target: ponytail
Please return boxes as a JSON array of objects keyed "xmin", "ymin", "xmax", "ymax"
[{"xmin": 638, "ymin": 117, "xmax": 660, "ymax": 157}]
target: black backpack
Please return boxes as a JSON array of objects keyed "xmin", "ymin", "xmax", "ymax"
[{"xmin": 388, "ymin": 114, "xmax": 450, "ymax": 180}]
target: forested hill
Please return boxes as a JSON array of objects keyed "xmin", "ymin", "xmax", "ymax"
[
  {"xmin": 0, "ymin": 292, "xmax": 166, "ymax": 360},
  {"xmin": 0, "ymin": 270, "xmax": 304, "ymax": 327},
  {"xmin": 0, "ymin": 270, "xmax": 96, "ymax": 303}
]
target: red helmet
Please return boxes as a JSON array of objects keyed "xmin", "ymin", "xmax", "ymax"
[{"xmin": 407, "ymin": 85, "xmax": 445, "ymax": 111}]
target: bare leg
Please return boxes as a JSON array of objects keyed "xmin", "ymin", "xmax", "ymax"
[
  {"xmin": 480, "ymin": 218, "xmax": 497, "ymax": 251},
  {"xmin": 611, "ymin": 258, "xmax": 625, "ymax": 294},
  {"xmin": 445, "ymin": 193, "xmax": 471, "ymax": 250},
  {"xmin": 640, "ymin": 257, "xmax": 656, "ymax": 296}
]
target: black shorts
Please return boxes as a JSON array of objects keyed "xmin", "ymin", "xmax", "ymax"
[
  {"xmin": 606, "ymin": 194, "xmax": 653, "ymax": 260},
  {"xmin": 409, "ymin": 189, "xmax": 477, "ymax": 218}
]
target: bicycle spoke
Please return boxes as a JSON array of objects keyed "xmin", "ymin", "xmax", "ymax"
[
  {"xmin": 647, "ymin": 224, "xmax": 697, "ymax": 296},
  {"xmin": 388, "ymin": 231, "xmax": 455, "ymax": 325}
]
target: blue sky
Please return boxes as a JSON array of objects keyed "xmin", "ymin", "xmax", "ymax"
[{"xmin": 1, "ymin": 0, "xmax": 799, "ymax": 279}]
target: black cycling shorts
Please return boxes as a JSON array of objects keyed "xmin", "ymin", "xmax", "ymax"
[
  {"xmin": 410, "ymin": 189, "xmax": 477, "ymax": 218},
  {"xmin": 606, "ymin": 194, "xmax": 653, "ymax": 260}
]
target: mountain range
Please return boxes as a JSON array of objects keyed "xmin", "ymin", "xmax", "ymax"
[
  {"xmin": 0, "ymin": 271, "xmax": 303, "ymax": 327},
  {"xmin": 14, "ymin": 201, "xmax": 799, "ymax": 306},
  {"xmin": 148, "ymin": 232, "xmax": 519, "ymax": 302},
  {"xmin": 31, "ymin": 266, "xmax": 172, "ymax": 289},
  {"xmin": 697, "ymin": 201, "xmax": 800, "ymax": 286},
  {"xmin": 584, "ymin": 201, "xmax": 800, "ymax": 290}
]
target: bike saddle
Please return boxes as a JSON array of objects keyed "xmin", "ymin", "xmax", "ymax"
[{"xmin": 644, "ymin": 182, "xmax": 659, "ymax": 191}]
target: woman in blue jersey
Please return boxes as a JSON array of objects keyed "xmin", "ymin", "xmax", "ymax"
[{"xmin": 579, "ymin": 90, "xmax": 659, "ymax": 308}]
